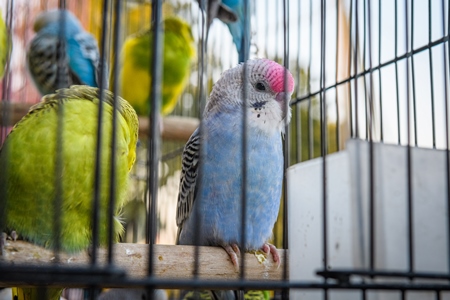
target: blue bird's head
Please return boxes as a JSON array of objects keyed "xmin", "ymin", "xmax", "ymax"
[
  {"xmin": 206, "ymin": 58, "xmax": 295, "ymax": 134},
  {"xmin": 33, "ymin": 9, "xmax": 83, "ymax": 37}
]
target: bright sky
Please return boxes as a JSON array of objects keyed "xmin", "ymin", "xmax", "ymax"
[{"xmin": 249, "ymin": 0, "xmax": 450, "ymax": 150}]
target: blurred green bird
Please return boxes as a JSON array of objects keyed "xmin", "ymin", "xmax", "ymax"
[
  {"xmin": 115, "ymin": 16, "xmax": 196, "ymax": 116},
  {"xmin": 0, "ymin": 85, "xmax": 138, "ymax": 300},
  {"xmin": 0, "ymin": 9, "xmax": 11, "ymax": 79}
]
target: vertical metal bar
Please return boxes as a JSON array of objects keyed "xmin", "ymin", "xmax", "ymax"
[
  {"xmin": 410, "ymin": 0, "xmax": 418, "ymax": 146},
  {"xmin": 405, "ymin": 0, "xmax": 415, "ymax": 275},
  {"xmin": 354, "ymin": 0, "xmax": 367, "ymax": 272},
  {"xmin": 395, "ymin": 0, "xmax": 401, "ymax": 144},
  {"xmin": 147, "ymin": 0, "xmax": 163, "ymax": 277},
  {"xmin": 363, "ymin": 0, "xmax": 368, "ymax": 140},
  {"xmin": 442, "ymin": 0, "xmax": 450, "ymax": 276},
  {"xmin": 282, "ymin": 0, "xmax": 290, "ymax": 297},
  {"xmin": 91, "ymin": 0, "xmax": 110, "ymax": 266},
  {"xmin": 428, "ymin": 0, "xmax": 436, "ymax": 148},
  {"xmin": 320, "ymin": 1, "xmax": 328, "ymax": 300},
  {"xmin": 243, "ymin": 0, "xmax": 250, "ymax": 63},
  {"xmin": 107, "ymin": 0, "xmax": 122, "ymax": 266},
  {"xmin": 367, "ymin": 0, "xmax": 375, "ymax": 272},
  {"xmin": 436, "ymin": 290, "xmax": 441, "ymax": 300},
  {"xmin": 265, "ymin": 0, "xmax": 269, "ymax": 58},
  {"xmin": 193, "ymin": 0, "xmax": 207, "ymax": 279},
  {"xmin": 378, "ymin": 0, "xmax": 383, "ymax": 142},
  {"xmin": 275, "ymin": 0, "xmax": 280, "ymax": 60},
  {"xmin": 296, "ymin": 0, "xmax": 302, "ymax": 163},
  {"xmin": 240, "ymin": 0, "xmax": 250, "ymax": 281},
  {"xmin": 53, "ymin": 0, "xmax": 68, "ymax": 263},
  {"xmin": 308, "ymin": 0, "xmax": 313, "ymax": 159},
  {"xmin": 335, "ymin": 0, "xmax": 340, "ymax": 151},
  {"xmin": 348, "ymin": 0, "xmax": 354, "ymax": 138},
  {"xmin": 354, "ymin": 0, "xmax": 360, "ymax": 139},
  {"xmin": 362, "ymin": 0, "xmax": 370, "ymax": 140},
  {"xmin": 295, "ymin": 96, "xmax": 301, "ymax": 164}
]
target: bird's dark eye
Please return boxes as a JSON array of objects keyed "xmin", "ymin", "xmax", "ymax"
[{"xmin": 255, "ymin": 82, "xmax": 266, "ymax": 91}]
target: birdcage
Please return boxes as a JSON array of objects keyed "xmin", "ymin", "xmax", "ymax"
[{"xmin": 0, "ymin": 0, "xmax": 449, "ymax": 300}]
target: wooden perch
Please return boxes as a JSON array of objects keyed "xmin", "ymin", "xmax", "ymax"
[
  {"xmin": 1, "ymin": 241, "xmax": 287, "ymax": 287},
  {"xmin": 0, "ymin": 102, "xmax": 199, "ymax": 141},
  {"xmin": 139, "ymin": 115, "xmax": 199, "ymax": 141}
]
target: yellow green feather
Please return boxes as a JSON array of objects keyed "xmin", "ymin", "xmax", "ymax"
[{"xmin": 116, "ymin": 16, "xmax": 196, "ymax": 116}]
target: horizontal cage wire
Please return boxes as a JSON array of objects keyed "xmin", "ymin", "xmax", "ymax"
[{"xmin": 0, "ymin": 0, "xmax": 449, "ymax": 300}]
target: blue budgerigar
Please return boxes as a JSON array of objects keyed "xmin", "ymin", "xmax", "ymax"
[
  {"xmin": 27, "ymin": 9, "xmax": 102, "ymax": 95},
  {"xmin": 176, "ymin": 59, "xmax": 295, "ymax": 269},
  {"xmin": 197, "ymin": 0, "xmax": 247, "ymax": 62}
]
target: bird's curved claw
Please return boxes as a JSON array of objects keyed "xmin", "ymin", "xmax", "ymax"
[
  {"xmin": 261, "ymin": 243, "xmax": 281, "ymax": 269},
  {"xmin": 222, "ymin": 243, "xmax": 241, "ymax": 271}
]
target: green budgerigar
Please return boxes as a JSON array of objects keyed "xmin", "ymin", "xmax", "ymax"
[
  {"xmin": 0, "ymin": 85, "xmax": 138, "ymax": 300},
  {"xmin": 116, "ymin": 16, "xmax": 195, "ymax": 116}
]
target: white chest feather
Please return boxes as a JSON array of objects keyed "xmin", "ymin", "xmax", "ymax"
[{"xmin": 247, "ymin": 101, "xmax": 285, "ymax": 135}]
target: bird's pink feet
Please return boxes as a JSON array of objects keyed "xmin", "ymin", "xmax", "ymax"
[
  {"xmin": 222, "ymin": 243, "xmax": 241, "ymax": 271},
  {"xmin": 222, "ymin": 243, "xmax": 281, "ymax": 270},
  {"xmin": 261, "ymin": 243, "xmax": 281, "ymax": 268}
]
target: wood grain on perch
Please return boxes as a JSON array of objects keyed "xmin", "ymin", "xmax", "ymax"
[
  {"xmin": 1, "ymin": 241, "xmax": 287, "ymax": 286},
  {"xmin": 0, "ymin": 102, "xmax": 199, "ymax": 141}
]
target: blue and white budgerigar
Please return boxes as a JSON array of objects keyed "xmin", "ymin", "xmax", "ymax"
[
  {"xmin": 197, "ymin": 0, "xmax": 247, "ymax": 62},
  {"xmin": 176, "ymin": 59, "xmax": 294, "ymax": 269},
  {"xmin": 27, "ymin": 9, "xmax": 103, "ymax": 95}
]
